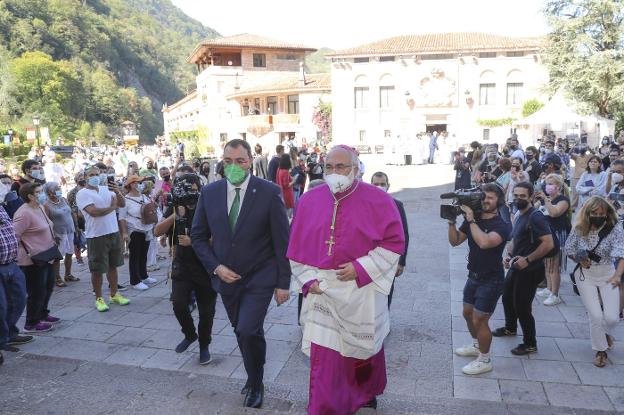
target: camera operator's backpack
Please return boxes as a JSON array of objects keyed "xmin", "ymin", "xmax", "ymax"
[
  {"xmin": 125, "ymin": 195, "xmax": 158, "ymax": 225},
  {"xmin": 527, "ymin": 209, "xmax": 560, "ymax": 258}
]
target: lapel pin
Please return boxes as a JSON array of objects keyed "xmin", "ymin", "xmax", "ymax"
[{"xmin": 253, "ymin": 189, "xmax": 257, "ymax": 193}]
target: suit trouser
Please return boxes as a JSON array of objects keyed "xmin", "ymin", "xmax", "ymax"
[
  {"xmin": 502, "ymin": 265, "xmax": 544, "ymax": 347},
  {"xmin": 221, "ymin": 285, "xmax": 273, "ymax": 389},
  {"xmin": 22, "ymin": 264, "xmax": 54, "ymax": 326},
  {"xmin": 128, "ymin": 231, "xmax": 149, "ymax": 285},
  {"xmin": 171, "ymin": 278, "xmax": 217, "ymax": 349},
  {"xmin": 0, "ymin": 262, "xmax": 27, "ymax": 348},
  {"xmin": 576, "ymin": 264, "xmax": 619, "ymax": 352}
]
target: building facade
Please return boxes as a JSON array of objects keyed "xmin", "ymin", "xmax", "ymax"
[
  {"xmin": 328, "ymin": 33, "xmax": 549, "ymax": 150},
  {"xmin": 162, "ymin": 34, "xmax": 330, "ymax": 156}
]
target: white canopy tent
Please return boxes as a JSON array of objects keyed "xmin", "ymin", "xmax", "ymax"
[{"xmin": 517, "ymin": 91, "xmax": 615, "ymax": 148}]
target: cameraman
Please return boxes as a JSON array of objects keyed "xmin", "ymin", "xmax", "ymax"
[
  {"xmin": 448, "ymin": 183, "xmax": 511, "ymax": 375},
  {"xmin": 153, "ymin": 173, "xmax": 217, "ymax": 365}
]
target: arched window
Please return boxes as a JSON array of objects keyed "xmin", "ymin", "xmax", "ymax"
[
  {"xmin": 506, "ymin": 70, "xmax": 523, "ymax": 105},
  {"xmin": 354, "ymin": 75, "xmax": 369, "ymax": 109},
  {"xmin": 379, "ymin": 74, "xmax": 394, "ymax": 108},
  {"xmin": 479, "ymin": 71, "xmax": 496, "ymax": 106}
]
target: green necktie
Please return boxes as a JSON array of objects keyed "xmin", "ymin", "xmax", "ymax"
[{"xmin": 229, "ymin": 188, "xmax": 241, "ymax": 231}]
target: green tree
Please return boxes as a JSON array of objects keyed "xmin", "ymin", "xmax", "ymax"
[
  {"xmin": 93, "ymin": 121, "xmax": 108, "ymax": 143},
  {"xmin": 544, "ymin": 0, "xmax": 624, "ymax": 117},
  {"xmin": 0, "ymin": 45, "xmax": 18, "ymax": 122},
  {"xmin": 521, "ymin": 99, "xmax": 545, "ymax": 118}
]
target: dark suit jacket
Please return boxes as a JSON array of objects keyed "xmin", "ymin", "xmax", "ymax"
[
  {"xmin": 191, "ymin": 175, "xmax": 291, "ymax": 294},
  {"xmin": 267, "ymin": 156, "xmax": 280, "ymax": 183},
  {"xmin": 394, "ymin": 199, "xmax": 409, "ymax": 266}
]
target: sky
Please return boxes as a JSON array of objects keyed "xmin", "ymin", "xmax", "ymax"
[{"xmin": 171, "ymin": 0, "xmax": 551, "ymax": 50}]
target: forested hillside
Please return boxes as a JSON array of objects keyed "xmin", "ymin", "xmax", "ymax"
[{"xmin": 0, "ymin": 0, "xmax": 218, "ymax": 142}]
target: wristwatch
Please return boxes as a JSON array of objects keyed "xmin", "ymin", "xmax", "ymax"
[{"xmin": 524, "ymin": 256, "xmax": 531, "ymax": 264}]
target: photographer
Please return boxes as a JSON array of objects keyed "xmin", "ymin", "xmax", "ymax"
[
  {"xmin": 153, "ymin": 173, "xmax": 216, "ymax": 366},
  {"xmin": 494, "ymin": 182, "xmax": 554, "ymax": 356},
  {"xmin": 447, "ymin": 183, "xmax": 511, "ymax": 375}
]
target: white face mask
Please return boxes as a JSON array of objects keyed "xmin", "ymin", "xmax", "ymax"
[
  {"xmin": 99, "ymin": 173, "xmax": 108, "ymax": 185},
  {"xmin": 30, "ymin": 170, "xmax": 44, "ymax": 180},
  {"xmin": 612, "ymin": 172, "xmax": 624, "ymax": 184},
  {"xmin": 324, "ymin": 169, "xmax": 355, "ymax": 194}
]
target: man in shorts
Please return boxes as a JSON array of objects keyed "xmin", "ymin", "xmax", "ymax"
[
  {"xmin": 447, "ymin": 183, "xmax": 511, "ymax": 375},
  {"xmin": 76, "ymin": 166, "xmax": 130, "ymax": 312}
]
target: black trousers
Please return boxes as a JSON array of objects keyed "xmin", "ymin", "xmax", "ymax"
[
  {"xmin": 171, "ymin": 278, "xmax": 217, "ymax": 349},
  {"xmin": 22, "ymin": 264, "xmax": 54, "ymax": 326},
  {"xmin": 221, "ymin": 285, "xmax": 273, "ymax": 389},
  {"xmin": 388, "ymin": 279, "xmax": 395, "ymax": 309},
  {"xmin": 128, "ymin": 231, "xmax": 149, "ymax": 285},
  {"xmin": 502, "ymin": 265, "xmax": 545, "ymax": 347}
]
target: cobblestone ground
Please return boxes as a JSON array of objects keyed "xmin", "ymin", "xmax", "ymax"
[{"xmin": 1, "ymin": 156, "xmax": 623, "ymax": 414}]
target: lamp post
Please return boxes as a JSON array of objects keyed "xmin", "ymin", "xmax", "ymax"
[{"xmin": 32, "ymin": 115, "xmax": 40, "ymax": 148}]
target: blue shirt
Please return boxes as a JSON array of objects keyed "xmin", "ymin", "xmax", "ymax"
[{"xmin": 460, "ymin": 215, "xmax": 511, "ymax": 278}]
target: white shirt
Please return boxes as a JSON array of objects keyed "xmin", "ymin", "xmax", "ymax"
[
  {"xmin": 118, "ymin": 194, "xmax": 154, "ymax": 233},
  {"xmin": 76, "ymin": 186, "xmax": 119, "ymax": 238},
  {"xmin": 226, "ymin": 174, "xmax": 251, "ymax": 213}
]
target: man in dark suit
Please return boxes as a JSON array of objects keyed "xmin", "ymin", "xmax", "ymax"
[
  {"xmin": 267, "ymin": 144, "xmax": 284, "ymax": 183},
  {"xmin": 371, "ymin": 172, "xmax": 409, "ymax": 307},
  {"xmin": 191, "ymin": 139, "xmax": 291, "ymax": 409}
]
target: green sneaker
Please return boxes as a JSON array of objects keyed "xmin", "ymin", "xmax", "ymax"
[
  {"xmin": 95, "ymin": 297, "xmax": 109, "ymax": 312},
  {"xmin": 109, "ymin": 293, "xmax": 130, "ymax": 306}
]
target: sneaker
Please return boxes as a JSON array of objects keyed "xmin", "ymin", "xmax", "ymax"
[
  {"xmin": 109, "ymin": 293, "xmax": 130, "ymax": 306},
  {"xmin": 536, "ymin": 288, "xmax": 551, "ymax": 298},
  {"xmin": 199, "ymin": 347, "xmax": 212, "ymax": 365},
  {"xmin": 7, "ymin": 335, "xmax": 34, "ymax": 346},
  {"xmin": 95, "ymin": 297, "xmax": 110, "ymax": 312},
  {"xmin": 43, "ymin": 315, "xmax": 61, "ymax": 324},
  {"xmin": 175, "ymin": 337, "xmax": 196, "ymax": 353},
  {"xmin": 143, "ymin": 276, "xmax": 157, "ymax": 284},
  {"xmin": 23, "ymin": 322, "xmax": 53, "ymax": 333},
  {"xmin": 511, "ymin": 344, "xmax": 537, "ymax": 356},
  {"xmin": 2, "ymin": 344, "xmax": 19, "ymax": 352},
  {"xmin": 146, "ymin": 264, "xmax": 160, "ymax": 272},
  {"xmin": 455, "ymin": 344, "xmax": 480, "ymax": 357},
  {"xmin": 116, "ymin": 284, "xmax": 127, "ymax": 291},
  {"xmin": 132, "ymin": 282, "xmax": 149, "ymax": 290},
  {"xmin": 543, "ymin": 294, "xmax": 562, "ymax": 306},
  {"xmin": 492, "ymin": 327, "xmax": 517, "ymax": 337},
  {"xmin": 594, "ymin": 351, "xmax": 608, "ymax": 368},
  {"xmin": 462, "ymin": 358, "xmax": 493, "ymax": 375}
]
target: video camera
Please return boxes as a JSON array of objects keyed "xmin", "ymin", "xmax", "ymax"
[
  {"xmin": 439, "ymin": 187, "xmax": 484, "ymax": 221},
  {"xmin": 165, "ymin": 174, "xmax": 200, "ymax": 207}
]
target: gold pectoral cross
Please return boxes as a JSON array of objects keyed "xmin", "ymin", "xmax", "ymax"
[
  {"xmin": 324, "ymin": 200, "xmax": 340, "ymax": 256},
  {"xmin": 325, "ymin": 235, "xmax": 335, "ymax": 256}
]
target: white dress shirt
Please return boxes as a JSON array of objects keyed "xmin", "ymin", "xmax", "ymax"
[{"xmin": 226, "ymin": 173, "xmax": 251, "ymax": 213}]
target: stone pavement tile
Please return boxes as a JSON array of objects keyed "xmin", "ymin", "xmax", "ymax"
[
  {"xmin": 559, "ymin": 294, "xmax": 584, "ymax": 307},
  {"xmin": 282, "ymin": 349, "xmax": 309, "ymax": 371},
  {"xmin": 203, "ymin": 334, "xmax": 238, "ymax": 355},
  {"xmin": 558, "ymin": 306, "xmax": 588, "ymax": 323},
  {"xmin": 274, "ymin": 366, "xmax": 310, "ymax": 388},
  {"xmin": 453, "ymin": 376, "xmax": 501, "ymax": 402},
  {"xmin": 413, "ymin": 378, "xmax": 453, "ymax": 398},
  {"xmin": 181, "ymin": 354, "xmax": 243, "ymax": 377},
  {"xmin": 142, "ymin": 314, "xmax": 183, "ymax": 331},
  {"xmin": 450, "ymin": 302, "xmax": 463, "ymax": 318},
  {"xmin": 264, "ymin": 305, "xmax": 298, "ymax": 325},
  {"xmin": 398, "ymin": 321, "xmax": 451, "ymax": 344},
  {"xmin": 266, "ymin": 339, "xmax": 299, "ymax": 362},
  {"xmin": 419, "ymin": 342, "xmax": 451, "ymax": 360},
  {"xmin": 384, "ymin": 376, "xmax": 415, "ymax": 396},
  {"xmin": 141, "ymin": 349, "xmax": 193, "ymax": 371},
  {"xmin": 572, "ymin": 362, "xmax": 624, "ymax": 387},
  {"xmin": 566, "ymin": 322, "xmax": 590, "ymax": 339},
  {"xmin": 121, "ymin": 296, "xmax": 162, "ymax": 313},
  {"xmin": 522, "ymin": 360, "xmax": 580, "ymax": 384},
  {"xmin": 543, "ymin": 383, "xmax": 614, "ymax": 411},
  {"xmin": 135, "ymin": 285, "xmax": 170, "ymax": 298},
  {"xmin": 453, "ymin": 355, "xmax": 526, "ymax": 380},
  {"xmin": 52, "ymin": 321, "xmax": 124, "ymax": 342},
  {"xmin": 78, "ymin": 308, "xmax": 128, "ymax": 324},
  {"xmin": 490, "ymin": 336, "xmax": 529, "ymax": 359},
  {"xmin": 526, "ymin": 337, "xmax": 564, "ymax": 361},
  {"xmin": 499, "ymin": 379, "xmax": 548, "ymax": 405},
  {"xmin": 42, "ymin": 338, "xmax": 120, "ymax": 361},
  {"xmin": 141, "ymin": 329, "xmax": 182, "ymax": 350},
  {"xmin": 53, "ymin": 305, "xmax": 93, "ymax": 321},
  {"xmin": 604, "ymin": 387, "xmax": 624, "ymax": 412},
  {"xmin": 265, "ymin": 324, "xmax": 302, "ymax": 342},
  {"xmin": 531, "ymin": 305, "xmax": 565, "ymax": 323},
  {"xmin": 103, "ymin": 345, "xmax": 158, "ymax": 366},
  {"xmin": 534, "ymin": 322, "xmax": 572, "ymax": 338},
  {"xmin": 554, "ymin": 337, "xmax": 595, "ymax": 363},
  {"xmin": 143, "ymin": 299, "xmax": 175, "ymax": 315},
  {"xmin": 407, "ymin": 357, "xmax": 452, "ymax": 380},
  {"xmin": 105, "ymin": 327, "xmax": 158, "ymax": 347},
  {"xmin": 111, "ymin": 311, "xmax": 157, "ymax": 328},
  {"xmin": 230, "ymin": 357, "xmax": 285, "ymax": 382},
  {"xmin": 18, "ymin": 335, "xmax": 63, "ymax": 355}
]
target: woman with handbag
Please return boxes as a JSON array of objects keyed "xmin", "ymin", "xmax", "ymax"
[
  {"xmin": 43, "ymin": 182, "xmax": 80, "ymax": 287},
  {"xmin": 565, "ymin": 196, "xmax": 624, "ymax": 367},
  {"xmin": 118, "ymin": 174, "xmax": 157, "ymax": 290},
  {"xmin": 14, "ymin": 183, "xmax": 63, "ymax": 333}
]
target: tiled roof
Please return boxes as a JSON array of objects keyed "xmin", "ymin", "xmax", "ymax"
[
  {"xmin": 226, "ymin": 73, "xmax": 331, "ymax": 98},
  {"xmin": 329, "ymin": 32, "xmax": 545, "ymax": 57}
]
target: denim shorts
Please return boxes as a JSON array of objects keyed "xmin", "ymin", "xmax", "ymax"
[{"xmin": 463, "ymin": 277, "xmax": 504, "ymax": 314}]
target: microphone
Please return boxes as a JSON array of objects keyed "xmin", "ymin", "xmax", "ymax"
[{"xmin": 440, "ymin": 192, "xmax": 458, "ymax": 199}]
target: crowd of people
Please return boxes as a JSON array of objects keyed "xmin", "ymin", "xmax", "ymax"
[{"xmin": 448, "ymin": 132, "xmax": 624, "ymax": 375}]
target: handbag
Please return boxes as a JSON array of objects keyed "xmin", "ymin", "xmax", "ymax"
[
  {"xmin": 569, "ymin": 225, "xmax": 612, "ymax": 296},
  {"xmin": 20, "ymin": 207, "xmax": 63, "ymax": 267}
]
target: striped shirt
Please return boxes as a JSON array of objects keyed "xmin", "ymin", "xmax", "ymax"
[{"xmin": 0, "ymin": 206, "xmax": 18, "ymax": 264}]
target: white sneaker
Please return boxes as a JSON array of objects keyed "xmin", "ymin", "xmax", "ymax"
[
  {"xmin": 132, "ymin": 282, "xmax": 149, "ymax": 290},
  {"xmin": 143, "ymin": 277, "xmax": 158, "ymax": 284},
  {"xmin": 536, "ymin": 288, "xmax": 551, "ymax": 298},
  {"xmin": 146, "ymin": 264, "xmax": 160, "ymax": 272},
  {"xmin": 543, "ymin": 294, "xmax": 561, "ymax": 306},
  {"xmin": 455, "ymin": 344, "xmax": 480, "ymax": 357},
  {"xmin": 462, "ymin": 358, "xmax": 493, "ymax": 375}
]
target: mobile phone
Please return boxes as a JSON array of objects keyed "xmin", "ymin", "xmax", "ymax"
[
  {"xmin": 107, "ymin": 176, "xmax": 115, "ymax": 184},
  {"xmin": 585, "ymin": 180, "xmax": 594, "ymax": 187}
]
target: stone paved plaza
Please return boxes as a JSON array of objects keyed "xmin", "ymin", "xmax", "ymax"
[{"xmin": 1, "ymin": 158, "xmax": 624, "ymax": 414}]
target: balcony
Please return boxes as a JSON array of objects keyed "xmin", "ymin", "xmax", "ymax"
[{"xmin": 238, "ymin": 114, "xmax": 301, "ymax": 136}]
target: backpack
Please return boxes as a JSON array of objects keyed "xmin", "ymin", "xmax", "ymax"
[
  {"xmin": 527, "ymin": 209, "xmax": 560, "ymax": 258},
  {"xmin": 126, "ymin": 195, "xmax": 158, "ymax": 225}
]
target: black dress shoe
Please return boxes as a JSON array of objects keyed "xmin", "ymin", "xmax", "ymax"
[
  {"xmin": 243, "ymin": 384, "xmax": 264, "ymax": 409},
  {"xmin": 240, "ymin": 385, "xmax": 249, "ymax": 395},
  {"xmin": 363, "ymin": 397, "xmax": 377, "ymax": 409}
]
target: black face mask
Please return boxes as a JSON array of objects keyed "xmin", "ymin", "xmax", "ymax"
[
  {"xmin": 514, "ymin": 199, "xmax": 530, "ymax": 210},
  {"xmin": 163, "ymin": 175, "xmax": 170, "ymax": 182},
  {"xmin": 510, "ymin": 145, "xmax": 517, "ymax": 150},
  {"xmin": 78, "ymin": 180, "xmax": 86, "ymax": 186},
  {"xmin": 589, "ymin": 216, "xmax": 607, "ymax": 227},
  {"xmin": 526, "ymin": 154, "xmax": 533, "ymax": 160}
]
